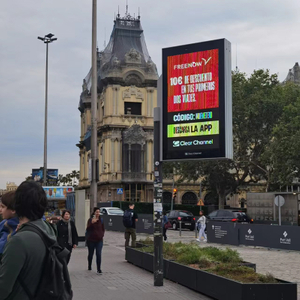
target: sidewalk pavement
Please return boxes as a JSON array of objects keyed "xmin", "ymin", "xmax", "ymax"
[
  {"xmin": 68, "ymin": 231, "xmax": 211, "ymax": 300},
  {"xmin": 69, "ymin": 229, "xmax": 300, "ymax": 299}
]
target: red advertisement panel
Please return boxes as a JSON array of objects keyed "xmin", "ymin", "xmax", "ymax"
[{"xmin": 167, "ymin": 49, "xmax": 219, "ymax": 112}]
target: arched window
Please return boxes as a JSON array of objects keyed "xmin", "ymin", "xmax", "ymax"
[{"xmin": 182, "ymin": 192, "xmax": 198, "ymax": 205}]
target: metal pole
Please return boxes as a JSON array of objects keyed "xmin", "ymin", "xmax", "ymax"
[
  {"xmin": 279, "ymin": 201, "xmax": 281, "ymax": 226},
  {"xmin": 90, "ymin": 0, "xmax": 98, "ymax": 210},
  {"xmin": 179, "ymin": 221, "xmax": 182, "ymax": 236},
  {"xmin": 199, "ymin": 176, "xmax": 202, "ymax": 212},
  {"xmin": 153, "ymin": 107, "xmax": 163, "ymax": 286},
  {"xmin": 171, "ymin": 173, "xmax": 174, "ymax": 211},
  {"xmin": 273, "ymin": 199, "xmax": 276, "ymax": 222},
  {"xmin": 43, "ymin": 43, "xmax": 49, "ymax": 186}
]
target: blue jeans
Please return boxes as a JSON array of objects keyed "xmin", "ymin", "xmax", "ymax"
[{"xmin": 87, "ymin": 240, "xmax": 103, "ymax": 271}]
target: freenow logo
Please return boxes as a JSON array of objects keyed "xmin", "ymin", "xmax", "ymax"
[
  {"xmin": 245, "ymin": 228, "xmax": 254, "ymax": 241},
  {"xmin": 280, "ymin": 231, "xmax": 291, "ymax": 245},
  {"xmin": 174, "ymin": 58, "xmax": 212, "ymax": 70}
]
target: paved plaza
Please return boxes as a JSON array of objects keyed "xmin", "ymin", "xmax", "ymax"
[
  {"xmin": 69, "ymin": 231, "xmax": 211, "ymax": 300},
  {"xmin": 69, "ymin": 230, "xmax": 300, "ymax": 299}
]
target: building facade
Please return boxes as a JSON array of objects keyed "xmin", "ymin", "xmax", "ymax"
[
  {"xmin": 6, "ymin": 182, "xmax": 18, "ymax": 192},
  {"xmin": 77, "ymin": 12, "xmax": 212, "ymax": 205},
  {"xmin": 77, "ymin": 12, "xmax": 158, "ymax": 203},
  {"xmin": 283, "ymin": 62, "xmax": 300, "ymax": 85}
]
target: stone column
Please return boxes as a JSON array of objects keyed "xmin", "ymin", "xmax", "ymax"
[
  {"xmin": 117, "ymin": 140, "xmax": 121, "ymax": 171},
  {"xmin": 111, "ymin": 139, "xmax": 115, "ymax": 172},
  {"xmin": 128, "ymin": 144, "xmax": 131, "ymax": 172}
]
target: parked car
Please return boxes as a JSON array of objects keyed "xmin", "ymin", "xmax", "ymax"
[
  {"xmin": 167, "ymin": 210, "xmax": 195, "ymax": 231},
  {"xmin": 207, "ymin": 209, "xmax": 253, "ymax": 223},
  {"xmin": 100, "ymin": 207, "xmax": 124, "ymax": 216}
]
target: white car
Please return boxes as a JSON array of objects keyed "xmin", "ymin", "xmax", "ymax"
[{"xmin": 100, "ymin": 207, "xmax": 124, "ymax": 216}]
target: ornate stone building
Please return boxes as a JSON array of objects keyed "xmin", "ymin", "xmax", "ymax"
[
  {"xmin": 283, "ymin": 62, "xmax": 300, "ymax": 85},
  {"xmin": 77, "ymin": 12, "xmax": 158, "ymax": 202}
]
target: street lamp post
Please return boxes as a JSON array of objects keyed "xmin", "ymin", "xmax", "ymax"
[
  {"xmin": 38, "ymin": 33, "xmax": 57, "ymax": 186},
  {"xmin": 90, "ymin": 0, "xmax": 98, "ymax": 209}
]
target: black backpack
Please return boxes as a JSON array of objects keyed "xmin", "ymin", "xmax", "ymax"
[
  {"xmin": 123, "ymin": 210, "xmax": 133, "ymax": 228},
  {"xmin": 18, "ymin": 223, "xmax": 73, "ymax": 300}
]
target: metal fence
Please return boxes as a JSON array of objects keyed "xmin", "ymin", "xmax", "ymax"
[{"xmin": 207, "ymin": 221, "xmax": 300, "ymax": 251}]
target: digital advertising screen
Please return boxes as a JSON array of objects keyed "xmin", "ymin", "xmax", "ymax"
[{"xmin": 162, "ymin": 39, "xmax": 232, "ymax": 161}]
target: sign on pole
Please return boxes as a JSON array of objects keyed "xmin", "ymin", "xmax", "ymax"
[
  {"xmin": 162, "ymin": 39, "xmax": 232, "ymax": 161},
  {"xmin": 117, "ymin": 188, "xmax": 123, "ymax": 195}
]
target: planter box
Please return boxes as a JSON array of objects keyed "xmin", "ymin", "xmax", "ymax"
[
  {"xmin": 142, "ymin": 252, "xmax": 154, "ymax": 272},
  {"xmin": 125, "ymin": 248, "xmax": 297, "ymax": 300},
  {"xmin": 125, "ymin": 247, "xmax": 143, "ymax": 268},
  {"xmin": 165, "ymin": 260, "xmax": 197, "ymax": 291}
]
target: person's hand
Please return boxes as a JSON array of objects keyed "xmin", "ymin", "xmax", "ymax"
[
  {"xmin": 92, "ymin": 218, "xmax": 97, "ymax": 224},
  {"xmin": 73, "ymin": 245, "xmax": 77, "ymax": 249},
  {"xmin": 16, "ymin": 224, "xmax": 21, "ymax": 231}
]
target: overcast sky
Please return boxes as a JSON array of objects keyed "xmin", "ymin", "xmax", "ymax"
[{"xmin": 1, "ymin": 0, "xmax": 300, "ymax": 189}]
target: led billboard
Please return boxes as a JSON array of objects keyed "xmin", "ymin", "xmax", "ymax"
[{"xmin": 162, "ymin": 39, "xmax": 232, "ymax": 161}]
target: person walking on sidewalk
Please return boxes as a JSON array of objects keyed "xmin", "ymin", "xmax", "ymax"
[
  {"xmin": 86, "ymin": 207, "xmax": 105, "ymax": 274},
  {"xmin": 123, "ymin": 203, "xmax": 138, "ymax": 248},
  {"xmin": 196, "ymin": 210, "xmax": 207, "ymax": 242},
  {"xmin": 162, "ymin": 211, "xmax": 169, "ymax": 241},
  {"xmin": 57, "ymin": 210, "xmax": 78, "ymax": 264}
]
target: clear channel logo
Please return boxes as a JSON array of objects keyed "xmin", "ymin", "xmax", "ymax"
[{"xmin": 173, "ymin": 139, "xmax": 213, "ymax": 148}]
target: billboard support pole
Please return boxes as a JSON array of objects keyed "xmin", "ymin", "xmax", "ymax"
[{"xmin": 153, "ymin": 107, "xmax": 163, "ymax": 287}]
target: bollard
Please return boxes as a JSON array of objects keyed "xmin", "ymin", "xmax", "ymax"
[
  {"xmin": 195, "ymin": 222, "xmax": 198, "ymax": 238},
  {"xmin": 179, "ymin": 221, "xmax": 182, "ymax": 236}
]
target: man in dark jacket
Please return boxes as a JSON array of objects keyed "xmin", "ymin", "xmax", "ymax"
[
  {"xmin": 124, "ymin": 203, "xmax": 138, "ymax": 248},
  {"xmin": 0, "ymin": 181, "xmax": 57, "ymax": 300}
]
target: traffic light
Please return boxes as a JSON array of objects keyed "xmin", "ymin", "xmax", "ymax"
[{"xmin": 172, "ymin": 188, "xmax": 177, "ymax": 200}]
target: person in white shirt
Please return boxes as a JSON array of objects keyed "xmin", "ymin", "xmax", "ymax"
[{"xmin": 196, "ymin": 210, "xmax": 207, "ymax": 242}]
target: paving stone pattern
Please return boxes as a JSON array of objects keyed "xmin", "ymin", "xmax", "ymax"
[
  {"xmin": 69, "ymin": 231, "xmax": 211, "ymax": 300},
  {"xmin": 70, "ymin": 229, "xmax": 300, "ymax": 299}
]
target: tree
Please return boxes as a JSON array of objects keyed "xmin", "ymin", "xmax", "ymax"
[
  {"xmin": 265, "ymin": 83, "xmax": 300, "ymax": 186},
  {"xmin": 70, "ymin": 170, "xmax": 80, "ymax": 186},
  {"xmin": 173, "ymin": 69, "xmax": 285, "ymax": 208}
]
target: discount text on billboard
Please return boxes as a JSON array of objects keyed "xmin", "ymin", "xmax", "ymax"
[{"xmin": 162, "ymin": 39, "xmax": 232, "ymax": 161}]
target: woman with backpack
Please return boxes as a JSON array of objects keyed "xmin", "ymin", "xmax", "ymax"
[
  {"xmin": 86, "ymin": 207, "xmax": 105, "ymax": 274},
  {"xmin": 56, "ymin": 210, "xmax": 78, "ymax": 264}
]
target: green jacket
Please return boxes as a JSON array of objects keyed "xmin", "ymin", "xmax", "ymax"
[{"xmin": 0, "ymin": 219, "xmax": 57, "ymax": 300}]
